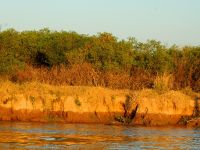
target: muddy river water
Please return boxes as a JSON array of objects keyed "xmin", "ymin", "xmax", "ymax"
[{"xmin": 0, "ymin": 122, "xmax": 199, "ymax": 149}]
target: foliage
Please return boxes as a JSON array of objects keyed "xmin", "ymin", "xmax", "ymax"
[{"xmin": 0, "ymin": 28, "xmax": 199, "ymax": 91}]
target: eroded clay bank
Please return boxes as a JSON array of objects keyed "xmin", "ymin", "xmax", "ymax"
[{"xmin": 0, "ymin": 82, "xmax": 199, "ymax": 127}]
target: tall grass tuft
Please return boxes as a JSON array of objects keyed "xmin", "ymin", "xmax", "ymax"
[{"xmin": 154, "ymin": 73, "xmax": 174, "ymax": 93}]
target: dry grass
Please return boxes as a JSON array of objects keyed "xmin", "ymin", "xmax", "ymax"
[
  {"xmin": 9, "ymin": 63, "xmax": 155, "ymax": 90},
  {"xmin": 6, "ymin": 63, "xmax": 199, "ymax": 92},
  {"xmin": 154, "ymin": 73, "xmax": 174, "ymax": 93}
]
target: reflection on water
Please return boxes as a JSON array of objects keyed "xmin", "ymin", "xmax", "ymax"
[{"xmin": 0, "ymin": 122, "xmax": 199, "ymax": 150}]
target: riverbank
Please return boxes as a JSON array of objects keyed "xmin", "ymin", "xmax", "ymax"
[{"xmin": 0, "ymin": 81, "xmax": 199, "ymax": 127}]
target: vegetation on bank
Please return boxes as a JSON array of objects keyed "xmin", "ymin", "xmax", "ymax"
[{"xmin": 0, "ymin": 28, "xmax": 199, "ymax": 91}]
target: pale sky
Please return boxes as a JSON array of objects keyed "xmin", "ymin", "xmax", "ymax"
[{"xmin": 0, "ymin": 0, "xmax": 200, "ymax": 46}]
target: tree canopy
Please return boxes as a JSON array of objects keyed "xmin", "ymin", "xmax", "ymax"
[{"xmin": 0, "ymin": 28, "xmax": 199, "ymax": 91}]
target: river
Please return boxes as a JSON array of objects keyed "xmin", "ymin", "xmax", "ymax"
[{"xmin": 0, "ymin": 122, "xmax": 199, "ymax": 149}]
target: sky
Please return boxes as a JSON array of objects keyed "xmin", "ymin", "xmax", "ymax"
[{"xmin": 0, "ymin": 0, "xmax": 200, "ymax": 46}]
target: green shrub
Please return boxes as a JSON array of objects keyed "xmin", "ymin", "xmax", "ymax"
[
  {"xmin": 0, "ymin": 51, "xmax": 25, "ymax": 74},
  {"xmin": 0, "ymin": 28, "xmax": 199, "ymax": 91}
]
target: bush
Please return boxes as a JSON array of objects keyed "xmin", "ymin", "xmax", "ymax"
[
  {"xmin": 0, "ymin": 28, "xmax": 199, "ymax": 91},
  {"xmin": 0, "ymin": 50, "xmax": 25, "ymax": 75}
]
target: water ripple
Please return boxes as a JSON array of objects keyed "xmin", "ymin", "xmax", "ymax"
[{"xmin": 0, "ymin": 122, "xmax": 199, "ymax": 149}]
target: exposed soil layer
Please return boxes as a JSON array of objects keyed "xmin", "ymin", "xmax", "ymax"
[{"xmin": 0, "ymin": 82, "xmax": 199, "ymax": 127}]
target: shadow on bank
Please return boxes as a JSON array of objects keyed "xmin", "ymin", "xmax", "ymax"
[{"xmin": 178, "ymin": 97, "xmax": 200, "ymax": 128}]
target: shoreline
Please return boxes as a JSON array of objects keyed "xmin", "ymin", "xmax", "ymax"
[{"xmin": 0, "ymin": 120, "xmax": 198, "ymax": 129}]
